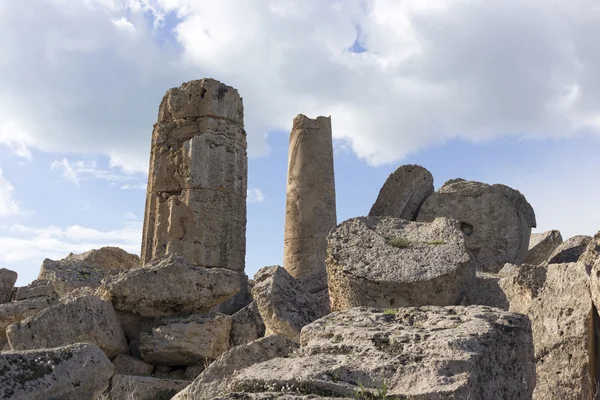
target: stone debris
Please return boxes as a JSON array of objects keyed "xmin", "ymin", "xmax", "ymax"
[
  {"xmin": 548, "ymin": 235, "xmax": 592, "ymax": 264},
  {"xmin": 103, "ymin": 374, "xmax": 190, "ymax": 400},
  {"xmin": 230, "ymin": 301, "xmax": 266, "ymax": 347},
  {"xmin": 140, "ymin": 313, "xmax": 232, "ymax": 366},
  {"xmin": 283, "ymin": 114, "xmax": 336, "ymax": 279},
  {"xmin": 327, "ymin": 216, "xmax": 475, "ymax": 311},
  {"xmin": 525, "ymin": 230, "xmax": 563, "ymax": 265},
  {"xmin": 0, "ymin": 268, "xmax": 17, "ymax": 304},
  {"xmin": 141, "ymin": 78, "xmax": 247, "ymax": 272},
  {"xmin": 0, "ymin": 343, "xmax": 113, "ymax": 400},
  {"xmin": 252, "ymin": 266, "xmax": 322, "ymax": 343},
  {"xmin": 14, "ymin": 279, "xmax": 57, "ymax": 301},
  {"xmin": 368, "ymin": 164, "xmax": 434, "ymax": 220},
  {"xmin": 101, "ymin": 254, "xmax": 242, "ymax": 316},
  {"xmin": 0, "ymin": 296, "xmax": 58, "ymax": 338},
  {"xmin": 417, "ymin": 179, "xmax": 536, "ymax": 272},
  {"xmin": 173, "ymin": 335, "xmax": 299, "ymax": 400},
  {"xmin": 113, "ymin": 353, "xmax": 154, "ymax": 376},
  {"xmin": 6, "ymin": 292, "xmax": 128, "ymax": 358}
]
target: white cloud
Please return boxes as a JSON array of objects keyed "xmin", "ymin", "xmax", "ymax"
[
  {"xmin": 121, "ymin": 183, "xmax": 147, "ymax": 190},
  {"xmin": 247, "ymin": 187, "xmax": 265, "ymax": 204},
  {"xmin": 51, "ymin": 158, "xmax": 145, "ymax": 186},
  {"xmin": 0, "ymin": 0, "xmax": 599, "ymax": 171},
  {"xmin": 0, "ymin": 168, "xmax": 22, "ymax": 217}
]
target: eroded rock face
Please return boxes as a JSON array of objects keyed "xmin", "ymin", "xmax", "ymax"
[
  {"xmin": 15, "ymin": 280, "xmax": 57, "ymax": 301},
  {"xmin": 548, "ymin": 235, "xmax": 592, "ymax": 264},
  {"xmin": 0, "ymin": 296, "xmax": 58, "ymax": 338},
  {"xmin": 103, "ymin": 375, "xmax": 190, "ymax": 400},
  {"xmin": 101, "ymin": 254, "xmax": 242, "ymax": 316},
  {"xmin": 368, "ymin": 164, "xmax": 434, "ymax": 220},
  {"xmin": 212, "ymin": 307, "xmax": 535, "ymax": 400},
  {"xmin": 252, "ymin": 266, "xmax": 322, "ymax": 343},
  {"xmin": 0, "ymin": 268, "xmax": 17, "ymax": 304},
  {"xmin": 283, "ymin": 114, "xmax": 336, "ymax": 279},
  {"xmin": 112, "ymin": 353, "xmax": 154, "ymax": 376},
  {"xmin": 327, "ymin": 216, "xmax": 475, "ymax": 311},
  {"xmin": 173, "ymin": 335, "xmax": 299, "ymax": 400},
  {"xmin": 231, "ymin": 301, "xmax": 266, "ymax": 347},
  {"xmin": 38, "ymin": 247, "xmax": 140, "ymax": 296},
  {"xmin": 142, "ymin": 78, "xmax": 247, "ymax": 272},
  {"xmin": 417, "ymin": 180, "xmax": 536, "ymax": 272},
  {"xmin": 140, "ymin": 313, "xmax": 232, "ymax": 366},
  {"xmin": 0, "ymin": 343, "xmax": 113, "ymax": 400},
  {"xmin": 578, "ymin": 231, "xmax": 600, "ymax": 270},
  {"xmin": 6, "ymin": 292, "xmax": 127, "ymax": 358},
  {"xmin": 525, "ymin": 230, "xmax": 563, "ymax": 265},
  {"xmin": 499, "ymin": 262, "xmax": 595, "ymax": 399}
]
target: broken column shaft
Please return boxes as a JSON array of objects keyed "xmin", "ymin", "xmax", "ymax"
[{"xmin": 283, "ymin": 114, "xmax": 337, "ymax": 278}]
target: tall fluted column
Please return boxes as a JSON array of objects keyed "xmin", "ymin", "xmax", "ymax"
[{"xmin": 283, "ymin": 114, "xmax": 337, "ymax": 278}]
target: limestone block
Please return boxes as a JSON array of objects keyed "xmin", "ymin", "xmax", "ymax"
[
  {"xmin": 7, "ymin": 293, "xmax": 127, "ymax": 358},
  {"xmin": 417, "ymin": 179, "xmax": 536, "ymax": 272},
  {"xmin": 369, "ymin": 164, "xmax": 434, "ymax": 220},
  {"xmin": 549, "ymin": 235, "xmax": 593, "ymax": 264},
  {"xmin": 0, "ymin": 268, "xmax": 17, "ymax": 304},
  {"xmin": 327, "ymin": 216, "xmax": 475, "ymax": 311},
  {"xmin": 0, "ymin": 296, "xmax": 57, "ymax": 336},
  {"xmin": 140, "ymin": 313, "xmax": 232, "ymax": 366},
  {"xmin": 104, "ymin": 375, "xmax": 190, "ymax": 400},
  {"xmin": 0, "ymin": 343, "xmax": 113, "ymax": 400},
  {"xmin": 15, "ymin": 279, "xmax": 57, "ymax": 301},
  {"xmin": 525, "ymin": 230, "xmax": 563, "ymax": 265},
  {"xmin": 230, "ymin": 301, "xmax": 266, "ymax": 347},
  {"xmin": 113, "ymin": 353, "xmax": 154, "ymax": 376},
  {"xmin": 101, "ymin": 254, "xmax": 242, "ymax": 316}
]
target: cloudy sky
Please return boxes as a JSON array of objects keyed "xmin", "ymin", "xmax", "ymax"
[{"xmin": 1, "ymin": 0, "xmax": 600, "ymax": 285}]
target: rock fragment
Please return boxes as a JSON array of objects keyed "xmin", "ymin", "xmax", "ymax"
[
  {"xmin": 548, "ymin": 235, "xmax": 592, "ymax": 264},
  {"xmin": 525, "ymin": 230, "xmax": 563, "ymax": 265},
  {"xmin": 230, "ymin": 301, "xmax": 266, "ymax": 347},
  {"xmin": 104, "ymin": 375, "xmax": 189, "ymax": 400},
  {"xmin": 0, "ymin": 268, "xmax": 17, "ymax": 304}
]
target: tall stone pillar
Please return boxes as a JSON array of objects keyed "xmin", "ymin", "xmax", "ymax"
[
  {"xmin": 283, "ymin": 114, "xmax": 337, "ymax": 278},
  {"xmin": 141, "ymin": 79, "xmax": 247, "ymax": 272}
]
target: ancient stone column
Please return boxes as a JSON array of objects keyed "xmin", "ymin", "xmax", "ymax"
[
  {"xmin": 283, "ymin": 114, "xmax": 336, "ymax": 278},
  {"xmin": 141, "ymin": 79, "xmax": 247, "ymax": 272}
]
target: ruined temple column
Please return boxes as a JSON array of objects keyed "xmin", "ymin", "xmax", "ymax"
[
  {"xmin": 141, "ymin": 79, "xmax": 247, "ymax": 272},
  {"xmin": 283, "ymin": 114, "xmax": 337, "ymax": 278}
]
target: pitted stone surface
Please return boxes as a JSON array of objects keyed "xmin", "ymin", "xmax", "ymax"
[
  {"xmin": 368, "ymin": 164, "xmax": 434, "ymax": 220},
  {"xmin": 15, "ymin": 280, "xmax": 57, "ymax": 301},
  {"xmin": 0, "ymin": 296, "xmax": 57, "ymax": 337},
  {"xmin": 231, "ymin": 301, "xmax": 266, "ymax": 347},
  {"xmin": 0, "ymin": 268, "xmax": 17, "ymax": 304},
  {"xmin": 417, "ymin": 180, "xmax": 536, "ymax": 272},
  {"xmin": 525, "ymin": 230, "xmax": 563, "ymax": 265},
  {"xmin": 104, "ymin": 374, "xmax": 190, "ymax": 400},
  {"xmin": 326, "ymin": 216, "xmax": 475, "ymax": 311},
  {"xmin": 548, "ymin": 235, "xmax": 592, "ymax": 264},
  {"xmin": 283, "ymin": 114, "xmax": 336, "ymax": 279}
]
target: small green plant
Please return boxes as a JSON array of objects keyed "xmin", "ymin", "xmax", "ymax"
[
  {"xmin": 424, "ymin": 240, "xmax": 446, "ymax": 245},
  {"xmin": 383, "ymin": 309, "xmax": 396, "ymax": 315},
  {"xmin": 387, "ymin": 237, "xmax": 412, "ymax": 248}
]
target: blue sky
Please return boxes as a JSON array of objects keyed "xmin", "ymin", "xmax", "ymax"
[{"xmin": 1, "ymin": 0, "xmax": 600, "ymax": 285}]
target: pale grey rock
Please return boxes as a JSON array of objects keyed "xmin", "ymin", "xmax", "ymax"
[
  {"xmin": 219, "ymin": 307, "xmax": 534, "ymax": 400},
  {"xmin": 210, "ymin": 274, "xmax": 252, "ymax": 315},
  {"xmin": 0, "ymin": 296, "xmax": 57, "ymax": 337},
  {"xmin": 101, "ymin": 254, "xmax": 242, "ymax": 316},
  {"xmin": 173, "ymin": 335, "xmax": 298, "ymax": 400},
  {"xmin": 499, "ymin": 262, "xmax": 594, "ymax": 399},
  {"xmin": 368, "ymin": 164, "xmax": 434, "ymax": 220},
  {"xmin": 0, "ymin": 343, "xmax": 113, "ymax": 400},
  {"xmin": 103, "ymin": 374, "xmax": 189, "ymax": 400},
  {"xmin": 525, "ymin": 230, "xmax": 563, "ymax": 265},
  {"xmin": 7, "ymin": 293, "xmax": 127, "ymax": 358},
  {"xmin": 417, "ymin": 180, "xmax": 536, "ymax": 272},
  {"xmin": 580, "ymin": 231, "xmax": 600, "ymax": 269},
  {"xmin": 296, "ymin": 269, "xmax": 328, "ymax": 295},
  {"xmin": 252, "ymin": 266, "xmax": 322, "ymax": 343},
  {"xmin": 38, "ymin": 247, "xmax": 139, "ymax": 296},
  {"xmin": 327, "ymin": 216, "xmax": 475, "ymax": 311},
  {"xmin": 465, "ymin": 271, "xmax": 509, "ymax": 310},
  {"xmin": 549, "ymin": 235, "xmax": 592, "ymax": 264},
  {"xmin": 140, "ymin": 313, "xmax": 232, "ymax": 366},
  {"xmin": 15, "ymin": 279, "xmax": 57, "ymax": 301},
  {"xmin": 0, "ymin": 268, "xmax": 17, "ymax": 304},
  {"xmin": 231, "ymin": 301, "xmax": 266, "ymax": 347},
  {"xmin": 113, "ymin": 353, "xmax": 154, "ymax": 376}
]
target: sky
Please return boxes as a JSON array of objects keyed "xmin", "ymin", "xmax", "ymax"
[{"xmin": 1, "ymin": 0, "xmax": 600, "ymax": 285}]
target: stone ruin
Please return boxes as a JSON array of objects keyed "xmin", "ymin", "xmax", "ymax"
[{"xmin": 1, "ymin": 78, "xmax": 600, "ymax": 399}]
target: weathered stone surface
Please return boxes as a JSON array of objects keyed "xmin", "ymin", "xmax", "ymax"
[
  {"xmin": 283, "ymin": 114, "xmax": 336, "ymax": 279},
  {"xmin": 101, "ymin": 254, "xmax": 242, "ymax": 316},
  {"xmin": 142, "ymin": 78, "xmax": 247, "ymax": 271},
  {"xmin": 184, "ymin": 365, "xmax": 206, "ymax": 380},
  {"xmin": 115, "ymin": 311, "xmax": 155, "ymax": 358},
  {"xmin": 548, "ymin": 235, "xmax": 592, "ymax": 264},
  {"xmin": 140, "ymin": 313, "xmax": 232, "ymax": 366},
  {"xmin": 417, "ymin": 180, "xmax": 536, "ymax": 272},
  {"xmin": 216, "ymin": 307, "xmax": 534, "ymax": 399},
  {"xmin": 252, "ymin": 266, "xmax": 322, "ymax": 343},
  {"xmin": 173, "ymin": 335, "xmax": 299, "ymax": 400},
  {"xmin": 525, "ymin": 230, "xmax": 563, "ymax": 265},
  {"xmin": 209, "ymin": 395, "xmax": 346, "ymax": 400},
  {"xmin": 0, "ymin": 343, "xmax": 113, "ymax": 400},
  {"xmin": 465, "ymin": 271, "xmax": 509, "ymax": 310},
  {"xmin": 231, "ymin": 301, "xmax": 266, "ymax": 347},
  {"xmin": 113, "ymin": 353, "xmax": 154, "ymax": 376},
  {"xmin": 7, "ymin": 293, "xmax": 127, "ymax": 358},
  {"xmin": 327, "ymin": 216, "xmax": 475, "ymax": 311},
  {"xmin": 15, "ymin": 279, "xmax": 57, "ymax": 301},
  {"xmin": 38, "ymin": 247, "xmax": 139, "ymax": 296},
  {"xmin": 368, "ymin": 164, "xmax": 434, "ymax": 220},
  {"xmin": 211, "ymin": 274, "xmax": 252, "ymax": 316},
  {"xmin": 0, "ymin": 268, "xmax": 17, "ymax": 304},
  {"xmin": 499, "ymin": 262, "xmax": 594, "ymax": 399},
  {"xmin": 0, "ymin": 296, "xmax": 57, "ymax": 336},
  {"xmin": 103, "ymin": 374, "xmax": 189, "ymax": 400},
  {"xmin": 575, "ymin": 231, "xmax": 600, "ymax": 270}
]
